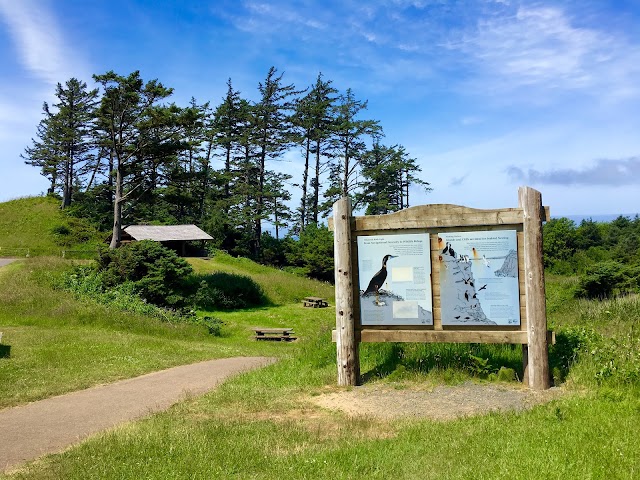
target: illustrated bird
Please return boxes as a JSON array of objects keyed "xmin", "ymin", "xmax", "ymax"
[
  {"xmin": 464, "ymin": 291, "xmax": 469, "ymax": 301},
  {"xmin": 442, "ymin": 242, "xmax": 450, "ymax": 254},
  {"xmin": 478, "ymin": 284, "xmax": 487, "ymax": 291},
  {"xmin": 363, "ymin": 254, "xmax": 397, "ymax": 304}
]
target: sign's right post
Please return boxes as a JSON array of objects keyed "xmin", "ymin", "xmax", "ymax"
[{"xmin": 519, "ymin": 186, "xmax": 551, "ymax": 390}]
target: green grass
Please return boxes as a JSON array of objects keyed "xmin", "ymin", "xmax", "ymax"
[
  {"xmin": 0, "ymin": 196, "xmax": 101, "ymax": 257},
  {"xmin": 190, "ymin": 253, "xmax": 335, "ymax": 305},
  {"xmin": 0, "ymin": 257, "xmax": 333, "ymax": 409},
  {"xmin": 1, "ymin": 217, "xmax": 639, "ymax": 479}
]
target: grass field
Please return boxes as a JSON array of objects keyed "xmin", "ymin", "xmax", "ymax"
[{"xmin": 1, "ymin": 198, "xmax": 639, "ymax": 479}]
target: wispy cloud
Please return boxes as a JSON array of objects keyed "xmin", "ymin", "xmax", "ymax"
[
  {"xmin": 0, "ymin": 0, "xmax": 89, "ymax": 85},
  {"xmin": 449, "ymin": 174, "xmax": 468, "ymax": 186},
  {"xmin": 453, "ymin": 5, "xmax": 640, "ymax": 100},
  {"xmin": 507, "ymin": 157, "xmax": 640, "ymax": 186}
]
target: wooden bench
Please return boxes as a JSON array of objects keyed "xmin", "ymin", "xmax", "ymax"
[
  {"xmin": 303, "ymin": 297, "xmax": 328, "ymax": 308},
  {"xmin": 253, "ymin": 328, "xmax": 297, "ymax": 341}
]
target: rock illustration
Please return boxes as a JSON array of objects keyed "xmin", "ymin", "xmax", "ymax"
[
  {"xmin": 438, "ymin": 244, "xmax": 496, "ymax": 326},
  {"xmin": 495, "ymin": 249, "xmax": 518, "ymax": 278}
]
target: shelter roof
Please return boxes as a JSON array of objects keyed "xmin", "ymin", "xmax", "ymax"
[{"xmin": 123, "ymin": 225, "xmax": 213, "ymax": 242}]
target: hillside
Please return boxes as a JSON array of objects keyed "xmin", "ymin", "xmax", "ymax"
[{"xmin": 0, "ymin": 196, "xmax": 102, "ymax": 257}]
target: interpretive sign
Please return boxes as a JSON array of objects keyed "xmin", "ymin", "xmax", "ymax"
[
  {"xmin": 438, "ymin": 230, "xmax": 520, "ymax": 326},
  {"xmin": 332, "ymin": 187, "xmax": 552, "ymax": 390},
  {"xmin": 357, "ymin": 233, "xmax": 433, "ymax": 325}
]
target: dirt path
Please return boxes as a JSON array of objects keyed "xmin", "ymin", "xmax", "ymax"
[
  {"xmin": 0, "ymin": 357, "xmax": 275, "ymax": 473},
  {"xmin": 311, "ymin": 381, "xmax": 564, "ymax": 421}
]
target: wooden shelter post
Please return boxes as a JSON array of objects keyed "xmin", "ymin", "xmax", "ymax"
[
  {"xmin": 519, "ymin": 186, "xmax": 551, "ymax": 390},
  {"xmin": 333, "ymin": 197, "xmax": 360, "ymax": 386}
]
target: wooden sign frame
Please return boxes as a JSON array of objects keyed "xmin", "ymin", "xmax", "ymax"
[{"xmin": 331, "ymin": 186, "xmax": 552, "ymax": 390}]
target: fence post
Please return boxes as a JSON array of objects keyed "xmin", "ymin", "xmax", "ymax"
[
  {"xmin": 519, "ymin": 186, "xmax": 550, "ymax": 390},
  {"xmin": 333, "ymin": 197, "xmax": 359, "ymax": 386}
]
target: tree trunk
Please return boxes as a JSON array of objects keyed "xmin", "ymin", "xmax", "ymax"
[
  {"xmin": 312, "ymin": 139, "xmax": 321, "ymax": 224},
  {"xmin": 109, "ymin": 165, "xmax": 123, "ymax": 249},
  {"xmin": 300, "ymin": 137, "xmax": 310, "ymax": 231}
]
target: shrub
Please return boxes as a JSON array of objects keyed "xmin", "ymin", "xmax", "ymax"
[
  {"xmin": 549, "ymin": 326, "xmax": 600, "ymax": 384},
  {"xmin": 192, "ymin": 272, "xmax": 266, "ymax": 310},
  {"xmin": 574, "ymin": 261, "xmax": 625, "ymax": 299},
  {"xmin": 97, "ymin": 241, "xmax": 193, "ymax": 308}
]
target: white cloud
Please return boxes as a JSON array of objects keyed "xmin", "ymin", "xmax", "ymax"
[
  {"xmin": 0, "ymin": 0, "xmax": 89, "ymax": 85},
  {"xmin": 452, "ymin": 5, "xmax": 640, "ymax": 100}
]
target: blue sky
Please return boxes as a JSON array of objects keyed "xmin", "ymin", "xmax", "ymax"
[{"xmin": 1, "ymin": 0, "xmax": 639, "ymax": 217}]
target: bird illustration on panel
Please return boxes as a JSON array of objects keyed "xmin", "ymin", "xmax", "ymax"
[{"xmin": 363, "ymin": 254, "xmax": 397, "ymax": 306}]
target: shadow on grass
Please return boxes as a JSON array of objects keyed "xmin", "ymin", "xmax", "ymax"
[{"xmin": 360, "ymin": 342, "xmax": 525, "ymax": 383}]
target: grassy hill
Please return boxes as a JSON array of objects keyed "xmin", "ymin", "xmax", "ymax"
[
  {"xmin": 0, "ymin": 196, "xmax": 102, "ymax": 257},
  {"xmin": 1, "ymin": 198, "xmax": 639, "ymax": 479}
]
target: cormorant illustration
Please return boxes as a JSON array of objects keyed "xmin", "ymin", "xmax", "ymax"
[
  {"xmin": 442, "ymin": 242, "xmax": 451, "ymax": 255},
  {"xmin": 363, "ymin": 255, "xmax": 397, "ymax": 303},
  {"xmin": 464, "ymin": 291, "xmax": 469, "ymax": 301},
  {"xmin": 478, "ymin": 284, "xmax": 487, "ymax": 291}
]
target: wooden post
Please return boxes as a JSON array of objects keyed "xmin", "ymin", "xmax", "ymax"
[
  {"xmin": 519, "ymin": 187, "xmax": 550, "ymax": 390},
  {"xmin": 333, "ymin": 197, "xmax": 359, "ymax": 386}
]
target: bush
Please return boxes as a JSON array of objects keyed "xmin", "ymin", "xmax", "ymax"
[
  {"xmin": 549, "ymin": 326, "xmax": 600, "ymax": 384},
  {"xmin": 97, "ymin": 241, "xmax": 193, "ymax": 309},
  {"xmin": 192, "ymin": 272, "xmax": 266, "ymax": 310},
  {"xmin": 574, "ymin": 261, "xmax": 626, "ymax": 299}
]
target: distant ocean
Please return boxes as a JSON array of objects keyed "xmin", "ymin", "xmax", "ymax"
[{"xmin": 557, "ymin": 213, "xmax": 640, "ymax": 224}]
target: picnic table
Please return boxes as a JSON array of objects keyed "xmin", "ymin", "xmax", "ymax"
[
  {"xmin": 303, "ymin": 297, "xmax": 328, "ymax": 308},
  {"xmin": 253, "ymin": 328, "xmax": 297, "ymax": 341}
]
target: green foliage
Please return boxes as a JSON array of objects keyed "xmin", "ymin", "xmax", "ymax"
[
  {"xmin": 97, "ymin": 241, "xmax": 193, "ymax": 308},
  {"xmin": 574, "ymin": 261, "xmax": 627, "ymax": 299},
  {"xmin": 550, "ymin": 326, "xmax": 601, "ymax": 383},
  {"xmin": 543, "ymin": 215, "xmax": 640, "ymax": 278},
  {"xmin": 61, "ymin": 265, "xmax": 185, "ymax": 323},
  {"xmin": 286, "ymin": 223, "xmax": 334, "ymax": 282},
  {"xmin": 543, "ymin": 217, "xmax": 577, "ymax": 270},
  {"xmin": 192, "ymin": 272, "xmax": 266, "ymax": 310}
]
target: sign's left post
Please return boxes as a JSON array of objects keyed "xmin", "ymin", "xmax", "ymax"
[{"xmin": 333, "ymin": 197, "xmax": 360, "ymax": 386}]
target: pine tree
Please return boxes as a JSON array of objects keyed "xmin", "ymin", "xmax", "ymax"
[
  {"xmin": 322, "ymin": 88, "xmax": 381, "ymax": 215},
  {"xmin": 22, "ymin": 78, "xmax": 98, "ymax": 208},
  {"xmin": 357, "ymin": 141, "xmax": 430, "ymax": 215},
  {"xmin": 292, "ymin": 73, "xmax": 337, "ymax": 230},
  {"xmin": 250, "ymin": 67, "xmax": 302, "ymax": 255},
  {"xmin": 93, "ymin": 70, "xmax": 183, "ymax": 248}
]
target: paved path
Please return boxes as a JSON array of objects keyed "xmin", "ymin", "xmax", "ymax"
[
  {"xmin": 0, "ymin": 357, "xmax": 276, "ymax": 473},
  {"xmin": 0, "ymin": 258, "xmax": 17, "ymax": 268}
]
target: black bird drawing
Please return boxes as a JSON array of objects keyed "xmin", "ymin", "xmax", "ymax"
[
  {"xmin": 478, "ymin": 284, "xmax": 487, "ymax": 291},
  {"xmin": 442, "ymin": 242, "xmax": 450, "ymax": 254},
  {"xmin": 363, "ymin": 254, "xmax": 397, "ymax": 304}
]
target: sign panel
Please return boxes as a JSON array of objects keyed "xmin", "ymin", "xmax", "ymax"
[
  {"xmin": 438, "ymin": 230, "xmax": 520, "ymax": 326},
  {"xmin": 357, "ymin": 233, "xmax": 433, "ymax": 325}
]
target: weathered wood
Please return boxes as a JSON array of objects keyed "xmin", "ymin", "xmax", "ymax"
[
  {"xmin": 253, "ymin": 328, "xmax": 296, "ymax": 341},
  {"xmin": 331, "ymin": 329, "xmax": 554, "ymax": 345},
  {"xmin": 303, "ymin": 297, "xmax": 328, "ymax": 308},
  {"xmin": 332, "ymin": 329, "xmax": 528, "ymax": 344},
  {"xmin": 333, "ymin": 197, "xmax": 359, "ymax": 386},
  {"xmin": 519, "ymin": 187, "xmax": 551, "ymax": 390},
  {"xmin": 355, "ymin": 205, "xmax": 524, "ymax": 230},
  {"xmin": 329, "ymin": 207, "xmax": 549, "ymax": 231}
]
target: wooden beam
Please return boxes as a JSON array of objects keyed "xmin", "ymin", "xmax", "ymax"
[
  {"xmin": 331, "ymin": 329, "xmax": 554, "ymax": 345},
  {"xmin": 332, "ymin": 329, "xmax": 528, "ymax": 344},
  {"xmin": 519, "ymin": 187, "xmax": 551, "ymax": 390},
  {"xmin": 333, "ymin": 197, "xmax": 359, "ymax": 386}
]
